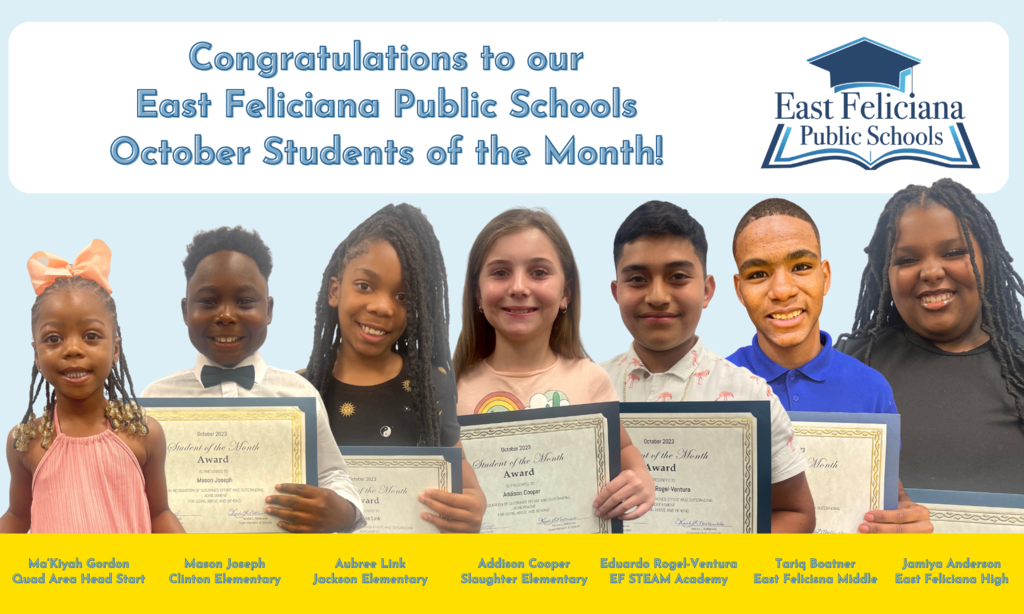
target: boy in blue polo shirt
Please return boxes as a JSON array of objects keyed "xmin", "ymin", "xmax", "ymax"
[
  {"xmin": 727, "ymin": 198, "xmax": 931, "ymax": 533},
  {"xmin": 727, "ymin": 199, "xmax": 895, "ymax": 414}
]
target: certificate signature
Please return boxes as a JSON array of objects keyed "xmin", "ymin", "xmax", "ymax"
[
  {"xmin": 228, "ymin": 508, "xmax": 266, "ymax": 519},
  {"xmin": 537, "ymin": 516, "xmax": 581, "ymax": 526},
  {"xmin": 675, "ymin": 518, "xmax": 729, "ymax": 528}
]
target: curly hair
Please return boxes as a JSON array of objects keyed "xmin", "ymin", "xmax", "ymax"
[{"xmin": 183, "ymin": 226, "xmax": 273, "ymax": 281}]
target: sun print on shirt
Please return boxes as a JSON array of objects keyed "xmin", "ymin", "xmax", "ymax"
[{"xmin": 339, "ymin": 402, "xmax": 355, "ymax": 417}]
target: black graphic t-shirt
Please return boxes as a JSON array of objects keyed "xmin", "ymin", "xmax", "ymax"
[
  {"xmin": 324, "ymin": 360, "xmax": 460, "ymax": 447},
  {"xmin": 839, "ymin": 324, "xmax": 1024, "ymax": 495}
]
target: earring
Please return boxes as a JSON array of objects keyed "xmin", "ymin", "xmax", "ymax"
[
  {"xmin": 478, "ymin": 305, "xmax": 484, "ymax": 313},
  {"xmin": 560, "ymin": 306, "xmax": 568, "ymax": 315}
]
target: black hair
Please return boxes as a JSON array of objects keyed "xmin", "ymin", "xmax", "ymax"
[
  {"xmin": 613, "ymin": 200, "xmax": 709, "ymax": 274},
  {"xmin": 304, "ymin": 204, "xmax": 451, "ymax": 446},
  {"xmin": 839, "ymin": 178, "xmax": 1024, "ymax": 421},
  {"xmin": 183, "ymin": 226, "xmax": 273, "ymax": 281},
  {"xmin": 733, "ymin": 198, "xmax": 821, "ymax": 256},
  {"xmin": 15, "ymin": 276, "xmax": 146, "ymax": 451}
]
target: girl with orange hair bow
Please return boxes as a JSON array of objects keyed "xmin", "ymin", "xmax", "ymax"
[{"xmin": 0, "ymin": 240, "xmax": 183, "ymax": 533}]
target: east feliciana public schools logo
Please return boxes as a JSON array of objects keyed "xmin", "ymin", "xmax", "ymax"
[{"xmin": 762, "ymin": 38, "xmax": 979, "ymax": 170}]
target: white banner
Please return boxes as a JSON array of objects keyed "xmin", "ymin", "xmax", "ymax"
[{"xmin": 8, "ymin": 22, "xmax": 1008, "ymax": 193}]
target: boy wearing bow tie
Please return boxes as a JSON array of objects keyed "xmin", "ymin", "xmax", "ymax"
[{"xmin": 143, "ymin": 226, "xmax": 364, "ymax": 533}]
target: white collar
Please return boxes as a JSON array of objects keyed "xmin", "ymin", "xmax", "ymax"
[
  {"xmin": 192, "ymin": 351, "xmax": 268, "ymax": 387},
  {"xmin": 624, "ymin": 337, "xmax": 706, "ymax": 379}
]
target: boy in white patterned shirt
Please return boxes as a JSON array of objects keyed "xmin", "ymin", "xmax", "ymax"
[
  {"xmin": 143, "ymin": 226, "xmax": 364, "ymax": 533},
  {"xmin": 600, "ymin": 201, "xmax": 814, "ymax": 533}
]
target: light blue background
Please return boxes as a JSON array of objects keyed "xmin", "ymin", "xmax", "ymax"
[{"xmin": 1, "ymin": 1, "xmax": 1020, "ymax": 513}]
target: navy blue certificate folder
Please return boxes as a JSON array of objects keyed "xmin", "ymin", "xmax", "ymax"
[
  {"xmin": 904, "ymin": 489, "xmax": 1024, "ymax": 509},
  {"xmin": 621, "ymin": 401, "xmax": 772, "ymax": 533},
  {"xmin": 141, "ymin": 397, "xmax": 318, "ymax": 487},
  {"xmin": 459, "ymin": 402, "xmax": 622, "ymax": 533}
]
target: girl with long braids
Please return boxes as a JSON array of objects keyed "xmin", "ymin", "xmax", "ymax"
[
  {"xmin": 837, "ymin": 178, "xmax": 1024, "ymax": 495},
  {"xmin": 304, "ymin": 204, "xmax": 486, "ymax": 532},
  {"xmin": 1, "ymin": 240, "xmax": 182, "ymax": 533}
]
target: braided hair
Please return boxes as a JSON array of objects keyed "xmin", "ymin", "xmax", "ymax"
[
  {"xmin": 14, "ymin": 276, "xmax": 146, "ymax": 451},
  {"xmin": 304, "ymin": 204, "xmax": 451, "ymax": 446},
  {"xmin": 839, "ymin": 178, "xmax": 1024, "ymax": 421}
]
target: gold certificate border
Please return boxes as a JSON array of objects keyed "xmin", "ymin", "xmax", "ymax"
[
  {"xmin": 622, "ymin": 416, "xmax": 755, "ymax": 533},
  {"xmin": 793, "ymin": 424, "xmax": 884, "ymax": 512},
  {"xmin": 929, "ymin": 505, "xmax": 1024, "ymax": 527},
  {"xmin": 347, "ymin": 457, "xmax": 451, "ymax": 493},
  {"xmin": 461, "ymin": 415, "xmax": 610, "ymax": 534},
  {"xmin": 147, "ymin": 408, "xmax": 305, "ymax": 484}
]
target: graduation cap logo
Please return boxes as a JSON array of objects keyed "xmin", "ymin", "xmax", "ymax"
[
  {"xmin": 808, "ymin": 38, "xmax": 919, "ymax": 97},
  {"xmin": 761, "ymin": 37, "xmax": 979, "ymax": 171}
]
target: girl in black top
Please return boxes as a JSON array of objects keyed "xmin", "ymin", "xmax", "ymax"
[
  {"xmin": 838, "ymin": 179, "xmax": 1024, "ymax": 496},
  {"xmin": 304, "ymin": 203, "xmax": 486, "ymax": 531}
]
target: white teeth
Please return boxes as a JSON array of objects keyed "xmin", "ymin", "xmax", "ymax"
[
  {"xmin": 359, "ymin": 324, "xmax": 386, "ymax": 337},
  {"xmin": 64, "ymin": 371, "xmax": 88, "ymax": 379},
  {"xmin": 920, "ymin": 292, "xmax": 954, "ymax": 305},
  {"xmin": 769, "ymin": 309, "xmax": 804, "ymax": 321},
  {"xmin": 505, "ymin": 309, "xmax": 534, "ymax": 314},
  {"xmin": 214, "ymin": 336, "xmax": 240, "ymax": 343}
]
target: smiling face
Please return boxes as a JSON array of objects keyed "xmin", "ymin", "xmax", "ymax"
[
  {"xmin": 183, "ymin": 250, "xmax": 273, "ymax": 367},
  {"xmin": 476, "ymin": 228, "xmax": 570, "ymax": 348},
  {"xmin": 33, "ymin": 288, "xmax": 119, "ymax": 406},
  {"xmin": 612, "ymin": 235, "xmax": 714, "ymax": 368},
  {"xmin": 733, "ymin": 215, "xmax": 830, "ymax": 365},
  {"xmin": 888, "ymin": 203, "xmax": 986, "ymax": 349},
  {"xmin": 330, "ymin": 241, "xmax": 408, "ymax": 360}
]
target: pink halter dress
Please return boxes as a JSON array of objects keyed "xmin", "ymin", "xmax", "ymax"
[{"xmin": 31, "ymin": 409, "xmax": 152, "ymax": 533}]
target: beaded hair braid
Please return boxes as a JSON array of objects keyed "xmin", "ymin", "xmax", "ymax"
[
  {"xmin": 13, "ymin": 277, "xmax": 147, "ymax": 452},
  {"xmin": 838, "ymin": 178, "xmax": 1024, "ymax": 421}
]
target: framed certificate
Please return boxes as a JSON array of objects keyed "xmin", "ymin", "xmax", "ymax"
[
  {"xmin": 142, "ymin": 397, "xmax": 317, "ymax": 533},
  {"xmin": 339, "ymin": 446, "xmax": 463, "ymax": 533},
  {"xmin": 904, "ymin": 489, "xmax": 1024, "ymax": 534},
  {"xmin": 788, "ymin": 412, "xmax": 900, "ymax": 534},
  {"xmin": 620, "ymin": 401, "xmax": 771, "ymax": 534},
  {"xmin": 458, "ymin": 402, "xmax": 621, "ymax": 534}
]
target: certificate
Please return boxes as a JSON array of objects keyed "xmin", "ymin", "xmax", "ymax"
[
  {"xmin": 458, "ymin": 403, "xmax": 620, "ymax": 534},
  {"xmin": 789, "ymin": 412, "xmax": 900, "ymax": 534},
  {"xmin": 142, "ymin": 398, "xmax": 317, "ymax": 533},
  {"xmin": 904, "ymin": 489, "xmax": 1024, "ymax": 534},
  {"xmin": 339, "ymin": 446, "xmax": 462, "ymax": 534},
  {"xmin": 621, "ymin": 402, "xmax": 771, "ymax": 533}
]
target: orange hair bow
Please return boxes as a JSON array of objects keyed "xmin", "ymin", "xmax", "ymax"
[{"xmin": 27, "ymin": 239, "xmax": 113, "ymax": 296}]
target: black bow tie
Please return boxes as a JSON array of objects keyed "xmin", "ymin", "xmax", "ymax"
[{"xmin": 200, "ymin": 365, "xmax": 256, "ymax": 390}]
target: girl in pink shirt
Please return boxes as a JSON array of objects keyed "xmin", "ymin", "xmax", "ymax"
[
  {"xmin": 454, "ymin": 209, "xmax": 655, "ymax": 521},
  {"xmin": 1, "ymin": 240, "xmax": 182, "ymax": 533}
]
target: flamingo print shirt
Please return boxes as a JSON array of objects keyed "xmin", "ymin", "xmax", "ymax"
[{"xmin": 600, "ymin": 337, "xmax": 808, "ymax": 484}]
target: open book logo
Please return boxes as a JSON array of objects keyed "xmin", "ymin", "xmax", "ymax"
[{"xmin": 762, "ymin": 38, "xmax": 979, "ymax": 170}]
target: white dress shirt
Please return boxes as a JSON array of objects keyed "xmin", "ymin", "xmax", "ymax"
[
  {"xmin": 142, "ymin": 351, "xmax": 366, "ymax": 532},
  {"xmin": 600, "ymin": 338, "xmax": 808, "ymax": 484}
]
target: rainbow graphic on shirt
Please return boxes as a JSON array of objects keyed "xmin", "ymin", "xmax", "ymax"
[
  {"xmin": 473, "ymin": 390, "xmax": 572, "ymax": 413},
  {"xmin": 474, "ymin": 391, "xmax": 525, "ymax": 413}
]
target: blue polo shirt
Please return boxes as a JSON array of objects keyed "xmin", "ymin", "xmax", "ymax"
[{"xmin": 727, "ymin": 331, "xmax": 897, "ymax": 414}]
